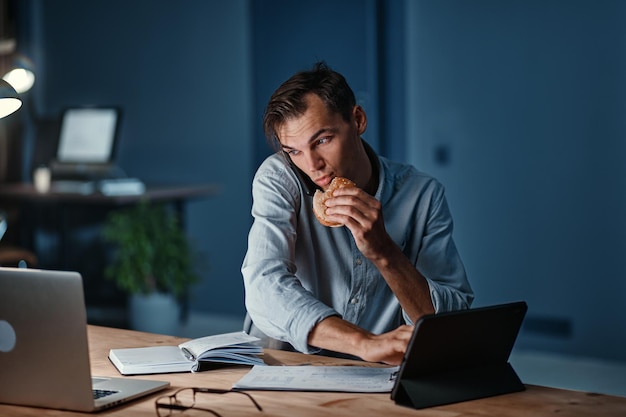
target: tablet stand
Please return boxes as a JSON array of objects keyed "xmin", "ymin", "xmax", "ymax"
[{"xmin": 393, "ymin": 361, "xmax": 525, "ymax": 409}]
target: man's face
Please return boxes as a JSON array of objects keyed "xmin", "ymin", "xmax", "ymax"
[{"xmin": 277, "ymin": 94, "xmax": 366, "ymax": 191}]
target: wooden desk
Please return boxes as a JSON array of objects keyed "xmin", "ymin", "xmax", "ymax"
[{"xmin": 1, "ymin": 325, "xmax": 624, "ymax": 416}]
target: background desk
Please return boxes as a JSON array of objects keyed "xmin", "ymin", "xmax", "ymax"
[
  {"xmin": 0, "ymin": 182, "xmax": 219, "ymax": 326},
  {"xmin": 0, "ymin": 181, "xmax": 218, "ymax": 220},
  {"xmin": 2, "ymin": 325, "xmax": 624, "ymax": 417}
]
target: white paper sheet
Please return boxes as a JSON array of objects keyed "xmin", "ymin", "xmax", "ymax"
[{"xmin": 233, "ymin": 365, "xmax": 400, "ymax": 393}]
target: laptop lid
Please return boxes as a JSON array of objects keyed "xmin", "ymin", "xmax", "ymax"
[
  {"xmin": 391, "ymin": 301, "xmax": 528, "ymax": 409},
  {"xmin": 0, "ymin": 267, "xmax": 169, "ymax": 412},
  {"xmin": 55, "ymin": 107, "xmax": 120, "ymax": 165}
]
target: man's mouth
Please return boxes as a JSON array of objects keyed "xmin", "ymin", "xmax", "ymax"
[{"xmin": 314, "ymin": 175, "xmax": 333, "ymax": 189}]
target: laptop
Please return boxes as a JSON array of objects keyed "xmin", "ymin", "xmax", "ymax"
[
  {"xmin": 0, "ymin": 267, "xmax": 169, "ymax": 412},
  {"xmin": 391, "ymin": 301, "xmax": 528, "ymax": 409}
]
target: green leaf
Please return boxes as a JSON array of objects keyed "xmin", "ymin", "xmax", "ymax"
[{"xmin": 101, "ymin": 200, "xmax": 202, "ymax": 298}]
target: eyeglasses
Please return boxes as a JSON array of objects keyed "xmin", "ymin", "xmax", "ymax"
[{"xmin": 155, "ymin": 387, "xmax": 263, "ymax": 417}]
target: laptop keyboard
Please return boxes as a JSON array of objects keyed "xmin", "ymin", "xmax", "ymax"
[{"xmin": 93, "ymin": 389, "xmax": 118, "ymax": 400}]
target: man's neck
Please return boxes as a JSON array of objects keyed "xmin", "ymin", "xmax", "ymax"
[{"xmin": 361, "ymin": 140, "xmax": 380, "ymax": 196}]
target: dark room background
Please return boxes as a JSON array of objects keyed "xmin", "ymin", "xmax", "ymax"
[{"xmin": 3, "ymin": 0, "xmax": 625, "ymax": 364}]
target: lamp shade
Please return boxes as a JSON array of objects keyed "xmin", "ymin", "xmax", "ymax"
[
  {"xmin": 0, "ymin": 79, "xmax": 22, "ymax": 119},
  {"xmin": 2, "ymin": 55, "xmax": 36, "ymax": 94}
]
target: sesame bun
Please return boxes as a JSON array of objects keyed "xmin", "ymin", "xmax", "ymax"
[{"xmin": 313, "ymin": 177, "xmax": 356, "ymax": 227}]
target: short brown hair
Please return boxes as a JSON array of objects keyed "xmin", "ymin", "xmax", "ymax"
[{"xmin": 263, "ymin": 62, "xmax": 357, "ymax": 152}]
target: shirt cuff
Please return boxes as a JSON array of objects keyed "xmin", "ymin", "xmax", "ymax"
[{"xmin": 292, "ymin": 310, "xmax": 341, "ymax": 354}]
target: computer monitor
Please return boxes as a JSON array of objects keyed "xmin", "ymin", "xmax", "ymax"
[{"xmin": 56, "ymin": 107, "xmax": 120, "ymax": 165}]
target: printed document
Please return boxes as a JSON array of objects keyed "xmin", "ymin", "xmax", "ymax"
[{"xmin": 233, "ymin": 365, "xmax": 400, "ymax": 393}]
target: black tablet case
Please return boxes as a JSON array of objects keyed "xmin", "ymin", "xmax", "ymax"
[{"xmin": 391, "ymin": 301, "xmax": 528, "ymax": 409}]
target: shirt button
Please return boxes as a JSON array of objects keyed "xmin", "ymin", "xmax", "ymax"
[
  {"xmin": 350, "ymin": 298, "xmax": 359, "ymax": 304},
  {"xmin": 355, "ymin": 258, "xmax": 362, "ymax": 266}
]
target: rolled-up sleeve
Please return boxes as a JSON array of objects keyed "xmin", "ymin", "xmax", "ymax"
[
  {"xmin": 241, "ymin": 162, "xmax": 337, "ymax": 353},
  {"xmin": 414, "ymin": 182, "xmax": 473, "ymax": 316}
]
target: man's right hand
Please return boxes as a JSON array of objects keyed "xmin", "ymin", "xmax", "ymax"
[
  {"xmin": 307, "ymin": 316, "xmax": 414, "ymax": 365},
  {"xmin": 356, "ymin": 325, "xmax": 414, "ymax": 365}
]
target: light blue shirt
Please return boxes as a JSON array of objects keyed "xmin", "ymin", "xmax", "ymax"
[{"xmin": 242, "ymin": 147, "xmax": 473, "ymax": 354}]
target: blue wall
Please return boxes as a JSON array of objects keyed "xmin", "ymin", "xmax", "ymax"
[{"xmin": 407, "ymin": 0, "xmax": 626, "ymax": 362}]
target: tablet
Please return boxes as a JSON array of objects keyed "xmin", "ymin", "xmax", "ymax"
[{"xmin": 391, "ymin": 301, "xmax": 527, "ymax": 409}]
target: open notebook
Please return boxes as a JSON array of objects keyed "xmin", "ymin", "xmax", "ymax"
[{"xmin": 0, "ymin": 267, "xmax": 169, "ymax": 412}]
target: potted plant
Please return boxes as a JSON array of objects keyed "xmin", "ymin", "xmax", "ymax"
[{"xmin": 102, "ymin": 200, "xmax": 200, "ymax": 334}]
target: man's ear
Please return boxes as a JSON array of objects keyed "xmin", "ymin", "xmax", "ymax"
[{"xmin": 353, "ymin": 105, "xmax": 367, "ymax": 134}]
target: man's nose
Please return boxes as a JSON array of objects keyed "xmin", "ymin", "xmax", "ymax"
[{"xmin": 305, "ymin": 151, "xmax": 324, "ymax": 172}]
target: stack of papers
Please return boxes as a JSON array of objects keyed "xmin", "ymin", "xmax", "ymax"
[{"xmin": 98, "ymin": 178, "xmax": 145, "ymax": 196}]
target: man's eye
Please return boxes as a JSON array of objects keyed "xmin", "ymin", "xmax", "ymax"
[
  {"xmin": 317, "ymin": 137, "xmax": 329, "ymax": 145},
  {"xmin": 287, "ymin": 149, "xmax": 300, "ymax": 156}
]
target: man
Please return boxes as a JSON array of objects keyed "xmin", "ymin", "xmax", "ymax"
[{"xmin": 242, "ymin": 62, "xmax": 473, "ymax": 365}]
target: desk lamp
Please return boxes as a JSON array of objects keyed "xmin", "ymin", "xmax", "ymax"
[
  {"xmin": 0, "ymin": 79, "xmax": 21, "ymax": 119},
  {"xmin": 0, "ymin": 80, "xmax": 35, "ymax": 267}
]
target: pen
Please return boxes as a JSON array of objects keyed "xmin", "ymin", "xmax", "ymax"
[{"xmin": 181, "ymin": 347, "xmax": 195, "ymax": 361}]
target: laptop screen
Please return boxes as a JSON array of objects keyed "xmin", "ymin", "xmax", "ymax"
[{"xmin": 56, "ymin": 107, "xmax": 119, "ymax": 164}]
